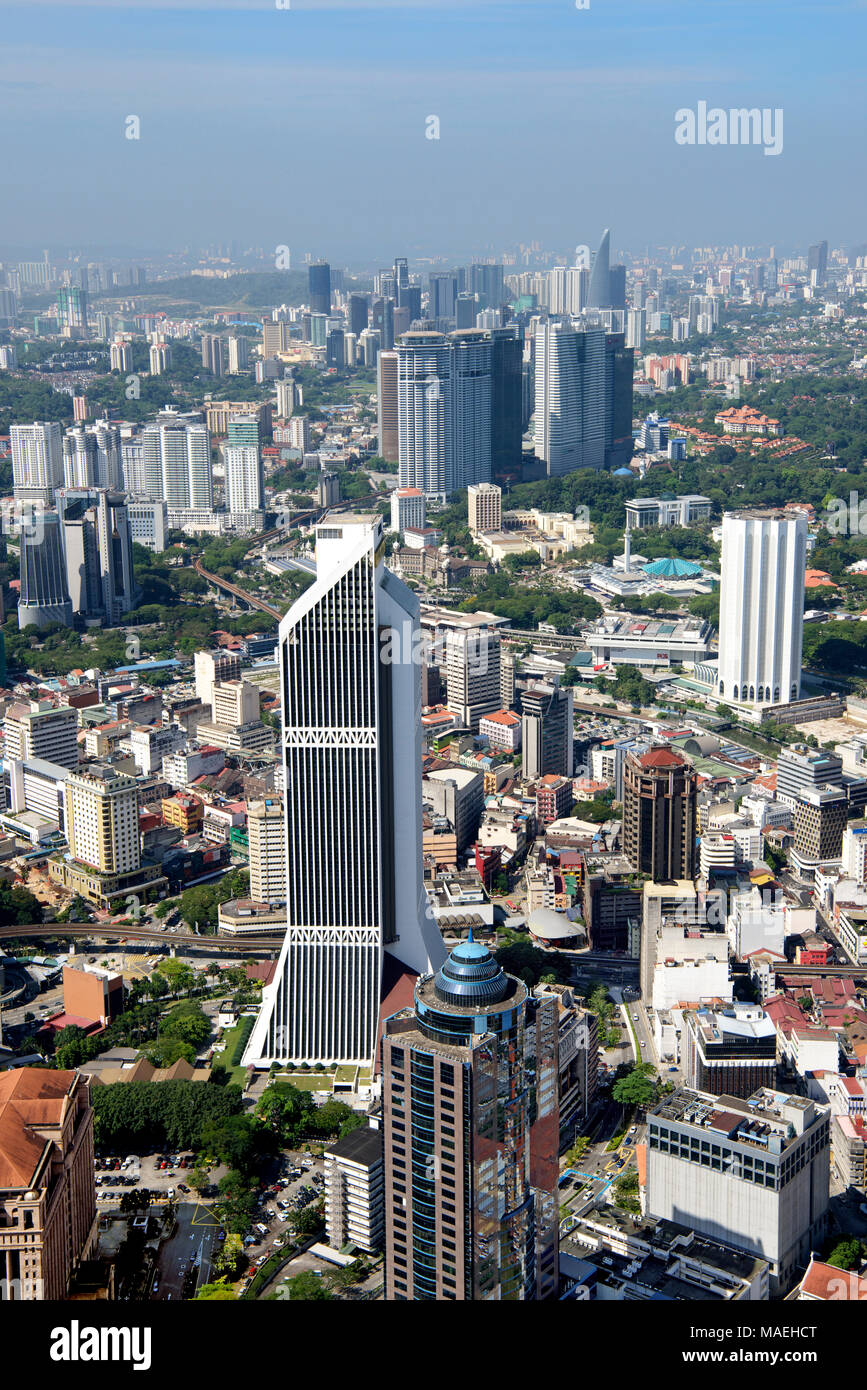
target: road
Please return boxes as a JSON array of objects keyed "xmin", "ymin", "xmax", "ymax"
[{"xmin": 152, "ymin": 1202, "xmax": 221, "ymax": 1301}]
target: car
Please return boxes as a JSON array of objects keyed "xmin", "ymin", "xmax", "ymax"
[
  {"xmin": 639, "ymin": 1040, "xmax": 646, "ymax": 1049},
  {"xmin": 631, "ymin": 1013, "xmax": 639, "ymax": 1022},
  {"xmin": 628, "ymin": 1126, "xmax": 637, "ymax": 1135},
  {"xmin": 166, "ymin": 1189, "xmax": 175, "ymax": 1199},
  {"xmin": 177, "ymin": 1183, "xmax": 190, "ymax": 1194}
]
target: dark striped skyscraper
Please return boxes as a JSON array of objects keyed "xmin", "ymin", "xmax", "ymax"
[
  {"xmin": 308, "ymin": 261, "xmax": 331, "ymax": 316},
  {"xmin": 244, "ymin": 519, "xmax": 445, "ymax": 1068}
]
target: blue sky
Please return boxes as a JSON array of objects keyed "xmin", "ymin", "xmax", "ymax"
[{"xmin": 2, "ymin": 0, "xmax": 865, "ymax": 261}]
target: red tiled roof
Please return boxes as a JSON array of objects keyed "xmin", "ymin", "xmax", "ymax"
[
  {"xmin": 800, "ymin": 1258, "xmax": 867, "ymax": 1301},
  {"xmin": 638, "ymin": 748, "xmax": 685, "ymax": 769}
]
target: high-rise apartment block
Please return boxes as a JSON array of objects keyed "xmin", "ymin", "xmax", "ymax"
[
  {"xmin": 521, "ymin": 683, "xmax": 574, "ymax": 780},
  {"xmin": 11, "ymin": 422, "xmax": 63, "ymax": 504},
  {"xmin": 377, "ymin": 350, "xmax": 399, "ymax": 464}
]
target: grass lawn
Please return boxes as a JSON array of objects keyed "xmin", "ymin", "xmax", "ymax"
[
  {"xmin": 273, "ymin": 1073, "xmax": 331, "ymax": 1091},
  {"xmin": 217, "ymin": 1018, "xmax": 255, "ymax": 1086}
]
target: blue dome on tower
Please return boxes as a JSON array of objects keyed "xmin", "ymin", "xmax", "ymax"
[{"xmin": 434, "ymin": 934, "xmax": 510, "ymax": 1006}]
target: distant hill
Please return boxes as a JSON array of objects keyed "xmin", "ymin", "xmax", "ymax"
[{"xmin": 105, "ymin": 270, "xmax": 310, "ymax": 312}]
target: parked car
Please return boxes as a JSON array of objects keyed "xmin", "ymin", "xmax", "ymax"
[{"xmin": 177, "ymin": 1183, "xmax": 190, "ymax": 1194}]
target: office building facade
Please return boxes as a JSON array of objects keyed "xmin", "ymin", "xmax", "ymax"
[
  {"xmin": 622, "ymin": 746, "xmax": 698, "ymax": 881},
  {"xmin": 717, "ymin": 510, "xmax": 807, "ymax": 708},
  {"xmin": 244, "ymin": 520, "xmax": 445, "ymax": 1068}
]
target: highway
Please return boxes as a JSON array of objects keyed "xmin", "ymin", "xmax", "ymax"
[{"xmin": 0, "ymin": 922, "xmax": 282, "ymax": 953}]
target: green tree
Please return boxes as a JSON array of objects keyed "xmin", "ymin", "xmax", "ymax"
[
  {"xmin": 826, "ymin": 1238, "xmax": 865, "ymax": 1272},
  {"xmin": 280, "ymin": 1270, "xmax": 334, "ymax": 1300},
  {"xmin": 612, "ymin": 1064, "xmax": 658, "ymax": 1109},
  {"xmin": 195, "ymin": 1280, "xmax": 237, "ymax": 1301},
  {"xmin": 160, "ymin": 1001, "xmax": 211, "ymax": 1050}
]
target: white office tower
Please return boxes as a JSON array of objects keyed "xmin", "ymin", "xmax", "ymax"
[
  {"xmin": 534, "ymin": 319, "xmax": 606, "ymax": 475},
  {"xmin": 566, "ymin": 266, "xmax": 588, "ymax": 316},
  {"xmin": 194, "ymin": 649, "xmax": 242, "ymax": 708},
  {"xmin": 626, "ymin": 307, "xmax": 646, "ymax": 350},
  {"xmin": 396, "ymin": 330, "xmax": 492, "ymax": 501},
  {"xmin": 389, "ymin": 487, "xmax": 426, "ymax": 536},
  {"xmin": 10, "ymin": 422, "xmax": 63, "ymax": 504},
  {"xmin": 224, "ymin": 444, "xmax": 264, "ymax": 514},
  {"xmin": 445, "ymin": 627, "xmax": 502, "ymax": 731},
  {"xmin": 244, "ymin": 519, "xmax": 446, "ymax": 1068},
  {"xmin": 227, "ymin": 335, "xmax": 249, "ymax": 373},
  {"xmin": 18, "ymin": 511, "xmax": 72, "ymax": 629},
  {"xmin": 275, "ymin": 376, "xmax": 296, "ymax": 417},
  {"xmin": 140, "ymin": 417, "xmax": 212, "ymax": 509},
  {"xmin": 716, "ymin": 510, "xmax": 807, "ymax": 709},
  {"xmin": 62, "ymin": 421, "xmax": 123, "ymax": 490},
  {"xmin": 549, "ymin": 266, "xmax": 568, "ymax": 314}
]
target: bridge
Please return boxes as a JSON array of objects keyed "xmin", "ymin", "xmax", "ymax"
[
  {"xmin": 0, "ymin": 924, "xmax": 282, "ymax": 954},
  {"xmin": 194, "ymin": 560, "xmax": 283, "ymax": 621}
]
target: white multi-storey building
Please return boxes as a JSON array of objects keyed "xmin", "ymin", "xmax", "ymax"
[
  {"xmin": 247, "ymin": 798, "xmax": 286, "ymax": 907},
  {"xmin": 137, "ymin": 414, "xmax": 212, "ymax": 509},
  {"xmin": 10, "ymin": 422, "xmax": 63, "ymax": 504},
  {"xmin": 396, "ymin": 330, "xmax": 492, "ymax": 501},
  {"xmin": 717, "ymin": 510, "xmax": 807, "ymax": 708},
  {"xmin": 533, "ymin": 320, "xmax": 606, "ymax": 475},
  {"xmin": 389, "ymin": 487, "xmax": 425, "ymax": 536},
  {"xmin": 4, "ymin": 702, "xmax": 79, "ymax": 770},
  {"xmin": 224, "ymin": 444, "xmax": 264, "ymax": 515},
  {"xmin": 244, "ymin": 519, "xmax": 445, "ymax": 1068},
  {"xmin": 126, "ymin": 498, "xmax": 167, "ymax": 553}
]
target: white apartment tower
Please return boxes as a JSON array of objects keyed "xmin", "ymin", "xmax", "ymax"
[
  {"xmin": 533, "ymin": 319, "xmax": 606, "ymax": 475},
  {"xmin": 10, "ymin": 422, "xmax": 63, "ymax": 504},
  {"xmin": 716, "ymin": 510, "xmax": 807, "ymax": 709},
  {"xmin": 244, "ymin": 519, "xmax": 446, "ymax": 1068},
  {"xmin": 224, "ymin": 445, "xmax": 264, "ymax": 515},
  {"xmin": 247, "ymin": 798, "xmax": 287, "ymax": 906}
]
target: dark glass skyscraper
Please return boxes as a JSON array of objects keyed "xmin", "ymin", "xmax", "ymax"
[
  {"xmin": 349, "ymin": 294, "xmax": 369, "ymax": 337},
  {"xmin": 382, "ymin": 936, "xmax": 560, "ymax": 1301},
  {"xmin": 490, "ymin": 327, "xmax": 523, "ymax": 485},
  {"xmin": 308, "ymin": 261, "xmax": 331, "ymax": 316},
  {"xmin": 622, "ymin": 746, "xmax": 698, "ymax": 882}
]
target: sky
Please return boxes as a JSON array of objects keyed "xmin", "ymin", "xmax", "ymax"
[{"xmin": 2, "ymin": 0, "xmax": 866, "ymax": 262}]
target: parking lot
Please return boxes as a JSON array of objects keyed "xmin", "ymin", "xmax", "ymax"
[{"xmin": 94, "ymin": 1150, "xmax": 203, "ymax": 1205}]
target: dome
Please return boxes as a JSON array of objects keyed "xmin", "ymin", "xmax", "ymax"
[
  {"xmin": 527, "ymin": 907, "xmax": 581, "ymax": 942},
  {"xmin": 433, "ymin": 934, "xmax": 510, "ymax": 1005},
  {"xmin": 613, "ymin": 467, "xmax": 634, "ymax": 477},
  {"xmin": 642, "ymin": 556, "xmax": 703, "ymax": 578}
]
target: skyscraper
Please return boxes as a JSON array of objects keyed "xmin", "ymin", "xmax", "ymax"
[
  {"xmin": 243, "ymin": 520, "xmax": 445, "ymax": 1068},
  {"xmin": 428, "ymin": 271, "xmax": 458, "ymax": 320},
  {"xmin": 11, "ymin": 422, "xmax": 63, "ymax": 504},
  {"xmin": 17, "ymin": 511, "xmax": 73, "ymax": 630},
  {"xmin": 381, "ymin": 936, "xmax": 560, "ymax": 1300},
  {"xmin": 586, "ymin": 228, "xmax": 611, "ymax": 309},
  {"xmin": 609, "ymin": 263, "xmax": 627, "ymax": 310},
  {"xmin": 490, "ymin": 327, "xmax": 523, "ymax": 484},
  {"xmin": 200, "ymin": 333, "xmax": 224, "ymax": 377},
  {"xmin": 377, "ymin": 350, "xmax": 399, "ymax": 464},
  {"xmin": 622, "ymin": 747, "xmax": 698, "ymax": 881},
  {"xmin": 227, "ymin": 334, "xmax": 250, "ymax": 373},
  {"xmin": 349, "ymin": 294, "xmax": 369, "ymax": 337},
  {"xmin": 521, "ymin": 683, "xmax": 574, "ymax": 779},
  {"xmin": 309, "ymin": 261, "xmax": 331, "ymax": 316},
  {"xmin": 533, "ymin": 320, "xmax": 606, "ymax": 474},
  {"xmin": 716, "ymin": 510, "xmax": 807, "ymax": 709},
  {"xmin": 224, "ymin": 444, "xmax": 264, "ymax": 515},
  {"xmin": 396, "ymin": 330, "xmax": 493, "ymax": 501},
  {"xmin": 58, "ymin": 489, "xmax": 138, "ymax": 624}
]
